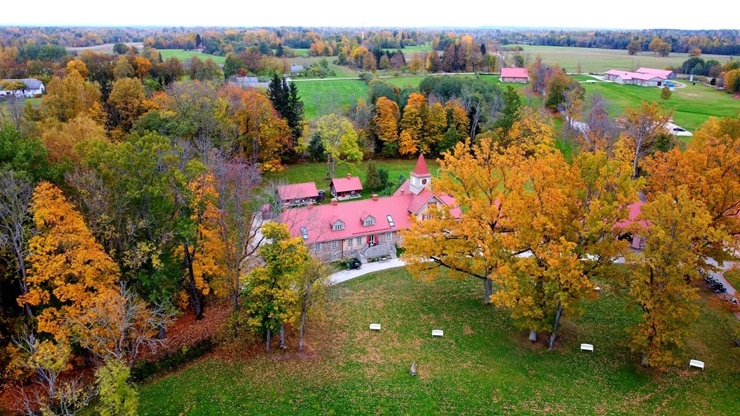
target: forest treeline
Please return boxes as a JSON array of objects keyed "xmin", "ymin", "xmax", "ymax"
[{"xmin": 2, "ymin": 26, "xmax": 740, "ymax": 59}]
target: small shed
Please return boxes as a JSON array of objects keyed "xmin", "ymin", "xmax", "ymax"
[
  {"xmin": 277, "ymin": 182, "xmax": 319, "ymax": 206},
  {"xmin": 331, "ymin": 175, "xmax": 363, "ymax": 199},
  {"xmin": 500, "ymin": 68, "xmax": 529, "ymax": 83}
]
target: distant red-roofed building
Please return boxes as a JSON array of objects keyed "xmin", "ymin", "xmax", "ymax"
[
  {"xmin": 330, "ymin": 174, "xmax": 363, "ymax": 199},
  {"xmin": 636, "ymin": 67, "xmax": 676, "ymax": 79},
  {"xmin": 281, "ymin": 154, "xmax": 459, "ymax": 261},
  {"xmin": 277, "ymin": 182, "xmax": 319, "ymax": 207},
  {"xmin": 604, "ymin": 67, "xmax": 673, "ymax": 87},
  {"xmin": 500, "ymin": 67, "xmax": 529, "ymax": 83}
]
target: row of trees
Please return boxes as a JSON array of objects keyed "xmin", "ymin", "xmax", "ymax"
[{"xmin": 402, "ymin": 109, "xmax": 739, "ymax": 368}]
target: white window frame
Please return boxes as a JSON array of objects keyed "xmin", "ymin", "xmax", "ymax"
[
  {"xmin": 314, "ymin": 243, "xmax": 322, "ymax": 252},
  {"xmin": 386, "ymin": 232, "xmax": 393, "ymax": 241},
  {"xmin": 331, "ymin": 240, "xmax": 339, "ymax": 249},
  {"xmin": 348, "ymin": 238, "xmax": 353, "ymax": 247},
  {"xmin": 356, "ymin": 237, "xmax": 363, "ymax": 245}
]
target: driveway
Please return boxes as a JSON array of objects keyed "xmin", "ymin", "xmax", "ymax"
[{"xmin": 329, "ymin": 258, "xmax": 406, "ymax": 285}]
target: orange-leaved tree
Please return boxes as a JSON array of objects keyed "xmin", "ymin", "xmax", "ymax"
[
  {"xmin": 19, "ymin": 181, "xmax": 120, "ymax": 343},
  {"xmin": 496, "ymin": 149, "xmax": 637, "ymax": 348},
  {"xmin": 177, "ymin": 172, "xmax": 227, "ymax": 320},
  {"xmin": 372, "ymin": 96, "xmax": 400, "ymax": 156},
  {"xmin": 643, "ymin": 115, "xmax": 740, "ymax": 261}
]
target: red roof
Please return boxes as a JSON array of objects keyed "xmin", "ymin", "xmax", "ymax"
[
  {"xmin": 614, "ymin": 201, "xmax": 648, "ymax": 231},
  {"xmin": 281, "ymin": 194, "xmax": 415, "ymax": 244},
  {"xmin": 636, "ymin": 67, "xmax": 673, "ymax": 78},
  {"xmin": 500, "ymin": 68, "xmax": 529, "ymax": 79},
  {"xmin": 605, "ymin": 69, "xmax": 666, "ymax": 81},
  {"xmin": 282, "ymin": 183, "xmax": 460, "ymax": 244},
  {"xmin": 331, "ymin": 176, "xmax": 363, "ymax": 193},
  {"xmin": 277, "ymin": 182, "xmax": 319, "ymax": 201},
  {"xmin": 413, "ymin": 154, "xmax": 430, "ymax": 176}
]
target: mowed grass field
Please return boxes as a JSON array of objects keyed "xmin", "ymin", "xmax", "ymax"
[
  {"xmin": 159, "ymin": 49, "xmax": 226, "ymax": 65},
  {"xmin": 138, "ymin": 268, "xmax": 740, "ymax": 415},
  {"xmin": 506, "ymin": 45, "xmax": 736, "ymax": 74},
  {"xmin": 292, "ymin": 79, "xmax": 368, "ymax": 120}
]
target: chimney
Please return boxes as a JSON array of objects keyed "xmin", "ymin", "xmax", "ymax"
[
  {"xmin": 346, "ymin": 173, "xmax": 351, "ymax": 179},
  {"xmin": 372, "ymin": 194, "xmax": 379, "ymax": 201},
  {"xmin": 331, "ymin": 198, "xmax": 338, "ymax": 205},
  {"xmin": 401, "ymin": 190, "xmax": 405, "ymax": 195}
]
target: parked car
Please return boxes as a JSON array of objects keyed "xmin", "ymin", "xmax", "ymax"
[{"xmin": 346, "ymin": 258, "xmax": 361, "ymax": 270}]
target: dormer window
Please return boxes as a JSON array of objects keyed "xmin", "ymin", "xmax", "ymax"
[
  {"xmin": 363, "ymin": 217, "xmax": 375, "ymax": 226},
  {"xmin": 386, "ymin": 214, "xmax": 395, "ymax": 227},
  {"xmin": 332, "ymin": 221, "xmax": 345, "ymax": 231}
]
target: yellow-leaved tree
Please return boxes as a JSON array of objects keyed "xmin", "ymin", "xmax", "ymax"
[
  {"xmin": 20, "ymin": 181, "xmax": 120, "ymax": 343},
  {"xmin": 401, "ymin": 138, "xmax": 520, "ymax": 304},
  {"xmin": 496, "ymin": 149, "xmax": 637, "ymax": 348},
  {"xmin": 625, "ymin": 188, "xmax": 726, "ymax": 368},
  {"xmin": 244, "ymin": 222, "xmax": 308, "ymax": 351},
  {"xmin": 177, "ymin": 172, "xmax": 227, "ymax": 320}
]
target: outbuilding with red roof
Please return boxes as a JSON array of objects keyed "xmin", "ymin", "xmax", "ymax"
[{"xmin": 500, "ymin": 67, "xmax": 529, "ymax": 83}]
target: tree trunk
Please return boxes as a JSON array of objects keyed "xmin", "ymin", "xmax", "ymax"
[
  {"xmin": 299, "ymin": 312, "xmax": 306, "ymax": 352},
  {"xmin": 158, "ymin": 325, "xmax": 166, "ymax": 340},
  {"xmin": 183, "ymin": 242, "xmax": 204, "ymax": 320},
  {"xmin": 18, "ymin": 257, "xmax": 34, "ymax": 320},
  {"xmin": 548, "ymin": 303, "xmax": 564, "ymax": 350},
  {"xmin": 266, "ymin": 328, "xmax": 271, "ymax": 352},
  {"xmin": 232, "ymin": 271, "xmax": 240, "ymax": 312},
  {"xmin": 484, "ymin": 278, "xmax": 492, "ymax": 305},
  {"xmin": 279, "ymin": 325, "xmax": 285, "ymax": 349}
]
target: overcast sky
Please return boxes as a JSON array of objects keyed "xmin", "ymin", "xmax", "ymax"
[{"xmin": 3, "ymin": 0, "xmax": 737, "ymax": 30}]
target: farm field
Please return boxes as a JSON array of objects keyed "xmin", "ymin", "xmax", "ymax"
[
  {"xmin": 66, "ymin": 42, "xmax": 143, "ymax": 54},
  {"xmin": 138, "ymin": 267, "xmax": 740, "ymax": 415},
  {"xmin": 159, "ymin": 49, "xmax": 226, "ymax": 65},
  {"xmin": 504, "ymin": 45, "xmax": 735, "ymax": 75},
  {"xmin": 286, "ymin": 56, "xmax": 359, "ymax": 78}
]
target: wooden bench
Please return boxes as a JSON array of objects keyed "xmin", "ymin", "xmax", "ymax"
[
  {"xmin": 689, "ymin": 359, "xmax": 704, "ymax": 370},
  {"xmin": 369, "ymin": 323, "xmax": 381, "ymax": 331},
  {"xmin": 432, "ymin": 329, "xmax": 444, "ymax": 337},
  {"xmin": 580, "ymin": 343, "xmax": 594, "ymax": 352}
]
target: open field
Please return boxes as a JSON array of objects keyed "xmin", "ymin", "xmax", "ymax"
[
  {"xmin": 159, "ymin": 49, "xmax": 226, "ymax": 65},
  {"xmin": 138, "ymin": 268, "xmax": 740, "ymax": 415},
  {"xmin": 505, "ymin": 45, "xmax": 736, "ymax": 75},
  {"xmin": 286, "ymin": 56, "xmax": 360, "ymax": 78},
  {"xmin": 66, "ymin": 42, "xmax": 143, "ymax": 54},
  {"xmin": 292, "ymin": 79, "xmax": 368, "ymax": 120}
]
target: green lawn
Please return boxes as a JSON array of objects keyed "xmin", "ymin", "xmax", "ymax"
[
  {"xmin": 292, "ymin": 79, "xmax": 368, "ymax": 120},
  {"xmin": 138, "ymin": 268, "xmax": 740, "ymax": 415},
  {"xmin": 159, "ymin": 49, "xmax": 226, "ymax": 65},
  {"xmin": 578, "ymin": 79, "xmax": 740, "ymax": 131},
  {"xmin": 724, "ymin": 269, "xmax": 740, "ymax": 291}
]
